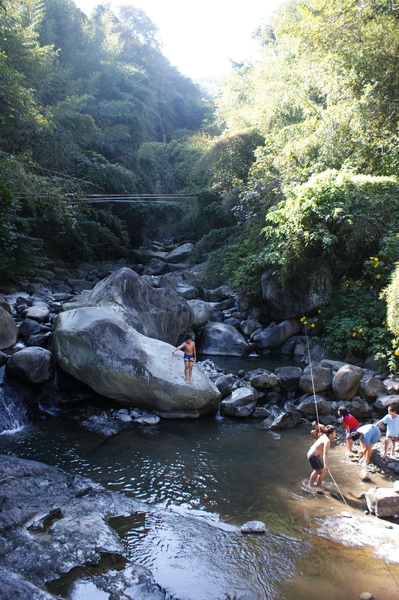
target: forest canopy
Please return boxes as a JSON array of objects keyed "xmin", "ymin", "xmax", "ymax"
[
  {"xmin": 2, "ymin": 0, "xmax": 399, "ymax": 368},
  {"xmin": 0, "ymin": 0, "xmax": 208, "ymax": 272}
]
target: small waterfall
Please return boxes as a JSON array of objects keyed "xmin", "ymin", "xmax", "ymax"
[{"xmin": 0, "ymin": 366, "xmax": 30, "ymax": 434}]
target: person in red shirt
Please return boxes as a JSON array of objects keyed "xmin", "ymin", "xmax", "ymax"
[{"xmin": 338, "ymin": 406, "xmax": 360, "ymax": 453}]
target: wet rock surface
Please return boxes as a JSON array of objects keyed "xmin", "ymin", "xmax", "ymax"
[{"xmin": 0, "ymin": 454, "xmax": 174, "ymax": 600}]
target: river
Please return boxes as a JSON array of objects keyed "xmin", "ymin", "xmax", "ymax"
[{"xmin": 1, "ymin": 404, "xmax": 399, "ymax": 600}]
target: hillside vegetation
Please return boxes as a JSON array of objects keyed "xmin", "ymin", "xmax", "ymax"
[{"xmin": 2, "ymin": 0, "xmax": 399, "ymax": 369}]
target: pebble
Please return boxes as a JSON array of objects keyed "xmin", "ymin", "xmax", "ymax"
[
  {"xmin": 359, "ymin": 593, "xmax": 374, "ymax": 600},
  {"xmin": 360, "ymin": 469, "xmax": 371, "ymax": 481},
  {"xmin": 341, "ymin": 511, "xmax": 351, "ymax": 518},
  {"xmin": 241, "ymin": 520, "xmax": 266, "ymax": 534}
]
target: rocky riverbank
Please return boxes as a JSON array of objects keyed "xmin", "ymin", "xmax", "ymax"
[
  {"xmin": 2, "ymin": 240, "xmax": 399, "ymax": 462},
  {"xmin": 2, "ymin": 240, "xmax": 399, "ymax": 598},
  {"xmin": 0, "ymin": 453, "xmax": 172, "ymax": 600}
]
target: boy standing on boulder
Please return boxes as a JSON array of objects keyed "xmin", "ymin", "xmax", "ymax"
[
  {"xmin": 307, "ymin": 425, "xmax": 337, "ymax": 488},
  {"xmin": 171, "ymin": 334, "xmax": 196, "ymax": 384}
]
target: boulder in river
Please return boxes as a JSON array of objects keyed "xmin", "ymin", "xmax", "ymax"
[
  {"xmin": 53, "ymin": 307, "xmax": 221, "ymax": 418},
  {"xmin": 252, "ymin": 319, "xmax": 301, "ymax": 351},
  {"xmin": 366, "ymin": 486, "xmax": 399, "ymax": 518},
  {"xmin": 0, "ymin": 454, "xmax": 169, "ymax": 600},
  {"xmin": 261, "ymin": 260, "xmax": 333, "ymax": 320},
  {"xmin": 332, "ymin": 364, "xmax": 363, "ymax": 401},
  {"xmin": 6, "ymin": 347, "xmax": 54, "ymax": 384},
  {"xmin": 0, "ymin": 306, "xmax": 18, "ymax": 349},
  {"xmin": 220, "ymin": 387, "xmax": 257, "ymax": 417},
  {"xmin": 299, "ymin": 365, "xmax": 333, "ymax": 393},
  {"xmin": 62, "ymin": 267, "xmax": 192, "ymax": 346},
  {"xmin": 197, "ymin": 322, "xmax": 250, "ymax": 356}
]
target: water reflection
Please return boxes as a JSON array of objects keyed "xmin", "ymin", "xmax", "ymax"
[{"xmin": 0, "ymin": 417, "xmax": 398, "ymax": 599}]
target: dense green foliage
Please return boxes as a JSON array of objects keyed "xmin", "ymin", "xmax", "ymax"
[
  {"xmin": 3, "ymin": 0, "xmax": 399, "ymax": 370},
  {"xmin": 194, "ymin": 0, "xmax": 399, "ymax": 369},
  {"xmin": 0, "ymin": 0, "xmax": 207, "ymax": 277}
]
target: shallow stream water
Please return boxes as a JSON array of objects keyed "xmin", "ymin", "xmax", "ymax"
[
  {"xmin": 1, "ymin": 355, "xmax": 399, "ymax": 599},
  {"xmin": 1, "ymin": 411, "xmax": 399, "ymax": 600}
]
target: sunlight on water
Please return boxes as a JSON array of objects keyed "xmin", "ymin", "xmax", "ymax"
[{"xmin": 1, "ymin": 416, "xmax": 399, "ymax": 599}]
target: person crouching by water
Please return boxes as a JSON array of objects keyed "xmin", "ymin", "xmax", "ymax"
[
  {"xmin": 171, "ymin": 334, "xmax": 196, "ymax": 384},
  {"xmin": 350, "ymin": 424, "xmax": 381, "ymax": 465},
  {"xmin": 311, "ymin": 421, "xmax": 327, "ymax": 439},
  {"xmin": 307, "ymin": 425, "xmax": 337, "ymax": 489}
]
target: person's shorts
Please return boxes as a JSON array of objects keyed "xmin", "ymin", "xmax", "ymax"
[
  {"xmin": 388, "ymin": 436, "xmax": 398, "ymax": 441},
  {"xmin": 309, "ymin": 455, "xmax": 324, "ymax": 470}
]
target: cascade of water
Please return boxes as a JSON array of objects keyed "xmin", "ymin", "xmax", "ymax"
[{"xmin": 0, "ymin": 368, "xmax": 30, "ymax": 434}]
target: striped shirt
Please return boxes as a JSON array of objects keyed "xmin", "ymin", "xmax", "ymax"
[{"xmin": 381, "ymin": 414, "xmax": 399, "ymax": 438}]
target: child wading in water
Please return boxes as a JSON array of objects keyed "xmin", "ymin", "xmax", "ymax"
[
  {"xmin": 375, "ymin": 404, "xmax": 399, "ymax": 458},
  {"xmin": 338, "ymin": 406, "xmax": 360, "ymax": 454},
  {"xmin": 307, "ymin": 425, "xmax": 337, "ymax": 489},
  {"xmin": 171, "ymin": 334, "xmax": 196, "ymax": 384}
]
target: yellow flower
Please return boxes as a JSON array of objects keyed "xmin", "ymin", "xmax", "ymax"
[
  {"xmin": 311, "ymin": 323, "xmax": 315, "ymax": 328},
  {"xmin": 352, "ymin": 332, "xmax": 357, "ymax": 337},
  {"xmin": 376, "ymin": 274, "xmax": 381, "ymax": 279},
  {"xmin": 374, "ymin": 263, "xmax": 379, "ymax": 268},
  {"xmin": 300, "ymin": 316, "xmax": 306, "ymax": 322},
  {"xmin": 395, "ymin": 350, "xmax": 399, "ymax": 356},
  {"xmin": 370, "ymin": 256, "xmax": 375, "ymax": 260},
  {"xmin": 318, "ymin": 309, "xmax": 322, "ymax": 314},
  {"xmin": 358, "ymin": 328, "xmax": 363, "ymax": 333}
]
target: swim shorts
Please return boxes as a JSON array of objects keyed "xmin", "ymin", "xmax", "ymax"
[
  {"xmin": 184, "ymin": 354, "xmax": 194, "ymax": 362},
  {"xmin": 309, "ymin": 455, "xmax": 324, "ymax": 470},
  {"xmin": 388, "ymin": 436, "xmax": 398, "ymax": 441}
]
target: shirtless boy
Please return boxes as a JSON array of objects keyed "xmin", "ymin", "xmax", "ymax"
[
  {"xmin": 307, "ymin": 425, "xmax": 337, "ymax": 488},
  {"xmin": 311, "ymin": 421, "xmax": 327, "ymax": 439},
  {"xmin": 171, "ymin": 334, "xmax": 196, "ymax": 384}
]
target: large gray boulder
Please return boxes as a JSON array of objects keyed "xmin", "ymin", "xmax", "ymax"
[
  {"xmin": 62, "ymin": 267, "xmax": 192, "ymax": 345},
  {"xmin": 366, "ymin": 487, "xmax": 399, "ymax": 518},
  {"xmin": 53, "ymin": 307, "xmax": 220, "ymax": 417},
  {"xmin": 187, "ymin": 299, "xmax": 215, "ymax": 328},
  {"xmin": 220, "ymin": 387, "xmax": 257, "ymax": 417},
  {"xmin": 22, "ymin": 306, "xmax": 50, "ymax": 323},
  {"xmin": 265, "ymin": 410, "xmax": 302, "ymax": 429},
  {"xmin": 274, "ymin": 366, "xmax": 303, "ymax": 390},
  {"xmin": 6, "ymin": 347, "xmax": 53, "ymax": 384},
  {"xmin": 373, "ymin": 394, "xmax": 399, "ymax": 413},
  {"xmin": 166, "ymin": 243, "xmax": 193, "ymax": 264},
  {"xmin": 297, "ymin": 394, "xmax": 332, "ymax": 417},
  {"xmin": 359, "ymin": 375, "xmax": 387, "ymax": 401},
  {"xmin": 158, "ymin": 274, "xmax": 199, "ymax": 300},
  {"xmin": 299, "ymin": 365, "xmax": 333, "ymax": 393},
  {"xmin": 250, "ymin": 371, "xmax": 278, "ymax": 390},
  {"xmin": 261, "ymin": 260, "xmax": 333, "ymax": 320},
  {"xmin": 0, "ymin": 307, "xmax": 18, "ymax": 349},
  {"xmin": 252, "ymin": 319, "xmax": 301, "ymax": 350},
  {"xmin": 197, "ymin": 322, "xmax": 250, "ymax": 356},
  {"xmin": 332, "ymin": 364, "xmax": 363, "ymax": 401},
  {"xmin": 347, "ymin": 397, "xmax": 373, "ymax": 419}
]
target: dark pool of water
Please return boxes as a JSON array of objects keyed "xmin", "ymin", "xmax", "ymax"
[
  {"xmin": 1, "ymin": 413, "xmax": 398, "ymax": 600},
  {"xmin": 197, "ymin": 353, "xmax": 304, "ymax": 375}
]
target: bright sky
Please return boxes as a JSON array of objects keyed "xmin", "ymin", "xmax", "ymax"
[{"xmin": 74, "ymin": 0, "xmax": 283, "ymax": 81}]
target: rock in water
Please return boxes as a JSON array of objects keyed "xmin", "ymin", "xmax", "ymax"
[
  {"xmin": 62, "ymin": 267, "xmax": 192, "ymax": 345},
  {"xmin": 53, "ymin": 307, "xmax": 220, "ymax": 418},
  {"xmin": 241, "ymin": 520, "xmax": 267, "ymax": 534}
]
